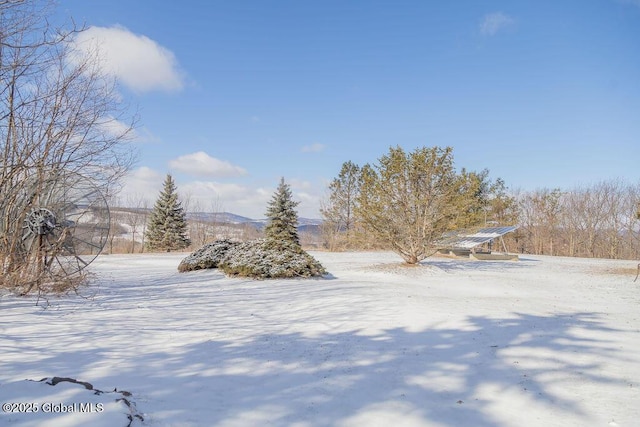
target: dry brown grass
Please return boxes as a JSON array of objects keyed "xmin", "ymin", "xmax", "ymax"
[{"xmin": 597, "ymin": 264, "xmax": 640, "ymax": 279}]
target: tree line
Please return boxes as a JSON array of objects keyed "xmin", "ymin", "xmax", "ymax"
[
  {"xmin": 109, "ymin": 147, "xmax": 639, "ymax": 264},
  {"xmin": 321, "ymin": 146, "xmax": 640, "ymax": 262},
  {"xmin": 321, "ymin": 146, "xmax": 518, "ymax": 264},
  {"xmin": 513, "ymin": 181, "xmax": 640, "ymax": 260}
]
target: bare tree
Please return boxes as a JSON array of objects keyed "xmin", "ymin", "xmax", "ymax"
[
  {"xmin": 624, "ymin": 185, "xmax": 640, "ymax": 260},
  {"xmin": 515, "ymin": 180, "xmax": 640, "ymax": 260},
  {"xmin": 517, "ymin": 189, "xmax": 562, "ymax": 255},
  {"xmin": 208, "ymin": 197, "xmax": 225, "ymax": 240},
  {"xmin": 320, "ymin": 161, "xmax": 361, "ymax": 250},
  {"xmin": 135, "ymin": 199, "xmax": 151, "ymax": 253},
  {"xmin": 568, "ymin": 184, "xmax": 611, "ymax": 258},
  {"xmin": 123, "ymin": 194, "xmax": 149, "ymax": 253},
  {"xmin": 187, "ymin": 200, "xmax": 211, "ymax": 248},
  {"xmin": 240, "ymin": 223, "xmax": 262, "ymax": 241},
  {"xmin": 105, "ymin": 194, "xmax": 123, "ymax": 254},
  {"xmin": 184, "ymin": 196, "xmax": 228, "ymax": 247},
  {"xmin": 1, "ymin": 1, "xmax": 137, "ymax": 292}
]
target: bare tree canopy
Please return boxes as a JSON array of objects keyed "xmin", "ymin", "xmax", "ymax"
[
  {"xmin": 1, "ymin": 1, "xmax": 137, "ymax": 188},
  {"xmin": 1, "ymin": 0, "xmax": 137, "ymax": 293},
  {"xmin": 516, "ymin": 180, "xmax": 640, "ymax": 259},
  {"xmin": 320, "ymin": 161, "xmax": 361, "ymax": 250}
]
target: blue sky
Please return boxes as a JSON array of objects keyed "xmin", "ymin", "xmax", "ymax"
[{"xmin": 56, "ymin": 1, "xmax": 640, "ymax": 218}]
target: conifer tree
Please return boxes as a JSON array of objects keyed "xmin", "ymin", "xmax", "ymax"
[
  {"xmin": 356, "ymin": 146, "xmax": 460, "ymax": 264},
  {"xmin": 264, "ymin": 177, "xmax": 300, "ymax": 245},
  {"xmin": 145, "ymin": 174, "xmax": 191, "ymax": 251},
  {"xmin": 354, "ymin": 145, "xmax": 511, "ymax": 264}
]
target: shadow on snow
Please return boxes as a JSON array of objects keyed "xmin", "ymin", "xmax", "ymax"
[
  {"xmin": 0, "ymin": 260, "xmax": 635, "ymax": 426},
  {"xmin": 3, "ymin": 312, "xmax": 629, "ymax": 425}
]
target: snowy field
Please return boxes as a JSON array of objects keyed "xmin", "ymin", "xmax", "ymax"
[{"xmin": 1, "ymin": 251, "xmax": 639, "ymax": 427}]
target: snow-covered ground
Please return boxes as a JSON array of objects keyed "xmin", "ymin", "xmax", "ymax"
[{"xmin": 1, "ymin": 251, "xmax": 639, "ymax": 427}]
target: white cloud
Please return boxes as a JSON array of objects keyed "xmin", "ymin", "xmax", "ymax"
[
  {"xmin": 180, "ymin": 181, "xmax": 253, "ymax": 202},
  {"xmin": 134, "ymin": 127, "xmax": 161, "ymax": 144},
  {"xmin": 129, "ymin": 166, "xmax": 164, "ymax": 184},
  {"xmin": 116, "ymin": 167, "xmax": 322, "ymax": 219},
  {"xmin": 115, "ymin": 168, "xmax": 256, "ymax": 212},
  {"xmin": 295, "ymin": 191, "xmax": 316, "ymax": 203},
  {"xmin": 179, "ymin": 181, "xmax": 272, "ymax": 218},
  {"xmin": 73, "ymin": 26, "xmax": 184, "ymax": 93},
  {"xmin": 169, "ymin": 151, "xmax": 247, "ymax": 178},
  {"xmin": 289, "ymin": 178, "xmax": 313, "ymax": 191},
  {"xmin": 115, "ymin": 166, "xmax": 164, "ymax": 205},
  {"xmin": 178, "ymin": 179, "xmax": 323, "ymax": 219},
  {"xmin": 98, "ymin": 116, "xmax": 135, "ymax": 140},
  {"xmin": 480, "ymin": 12, "xmax": 515, "ymax": 36},
  {"xmin": 301, "ymin": 143, "xmax": 326, "ymax": 153}
]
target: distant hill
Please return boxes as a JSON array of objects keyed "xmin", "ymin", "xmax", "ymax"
[
  {"xmin": 185, "ymin": 211, "xmax": 322, "ymax": 231},
  {"xmin": 186, "ymin": 211, "xmax": 254, "ymax": 224},
  {"xmin": 111, "ymin": 208, "xmax": 323, "ymax": 231}
]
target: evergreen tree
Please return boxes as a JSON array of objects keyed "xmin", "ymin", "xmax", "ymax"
[
  {"xmin": 356, "ymin": 146, "xmax": 461, "ymax": 264},
  {"xmin": 264, "ymin": 177, "xmax": 300, "ymax": 245},
  {"xmin": 145, "ymin": 174, "xmax": 191, "ymax": 252}
]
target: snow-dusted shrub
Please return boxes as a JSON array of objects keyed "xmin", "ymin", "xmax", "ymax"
[
  {"xmin": 177, "ymin": 239, "xmax": 239, "ymax": 272},
  {"xmin": 218, "ymin": 239, "xmax": 326, "ymax": 279}
]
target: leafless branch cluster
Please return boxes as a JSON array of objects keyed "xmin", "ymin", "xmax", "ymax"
[
  {"xmin": 1, "ymin": 0, "xmax": 137, "ymax": 294},
  {"xmin": 514, "ymin": 180, "xmax": 640, "ymax": 259}
]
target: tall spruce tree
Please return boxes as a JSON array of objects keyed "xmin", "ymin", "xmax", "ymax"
[
  {"xmin": 145, "ymin": 174, "xmax": 191, "ymax": 252},
  {"xmin": 264, "ymin": 177, "xmax": 300, "ymax": 245}
]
